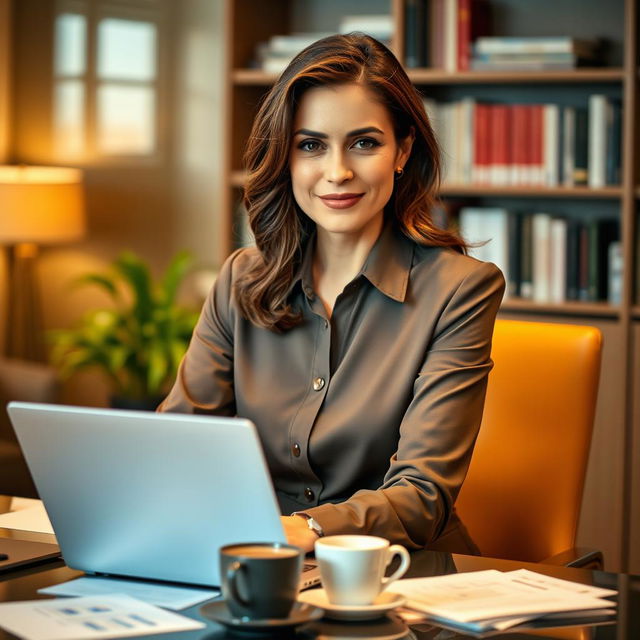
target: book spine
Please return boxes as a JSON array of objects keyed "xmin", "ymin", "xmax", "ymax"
[
  {"xmin": 573, "ymin": 108, "xmax": 589, "ymax": 185},
  {"xmin": 549, "ymin": 217, "xmax": 567, "ymax": 303},
  {"xmin": 520, "ymin": 213, "xmax": 533, "ymax": 299},
  {"xmin": 491, "ymin": 104, "xmax": 509, "ymax": 185},
  {"xmin": 431, "ymin": 0, "xmax": 445, "ymax": 69},
  {"xmin": 510, "ymin": 105, "xmax": 526, "ymax": 185},
  {"xmin": 475, "ymin": 36, "xmax": 586, "ymax": 54},
  {"xmin": 405, "ymin": 0, "xmax": 423, "ymax": 68},
  {"xmin": 531, "ymin": 105, "xmax": 545, "ymax": 185},
  {"xmin": 608, "ymin": 241, "xmax": 623, "ymax": 305},
  {"xmin": 543, "ymin": 104, "xmax": 560, "ymax": 186},
  {"xmin": 461, "ymin": 97, "xmax": 475, "ymax": 183},
  {"xmin": 562, "ymin": 106, "xmax": 576, "ymax": 187},
  {"xmin": 578, "ymin": 222, "xmax": 590, "ymax": 301},
  {"xmin": 588, "ymin": 94, "xmax": 607, "ymax": 188},
  {"xmin": 444, "ymin": 0, "xmax": 459, "ymax": 71},
  {"xmin": 507, "ymin": 213, "xmax": 521, "ymax": 298},
  {"xmin": 473, "ymin": 103, "xmax": 490, "ymax": 183},
  {"xmin": 606, "ymin": 100, "xmax": 622, "ymax": 185},
  {"xmin": 565, "ymin": 218, "xmax": 580, "ymax": 301},
  {"xmin": 532, "ymin": 212, "xmax": 552, "ymax": 302},
  {"xmin": 457, "ymin": 0, "xmax": 471, "ymax": 71}
]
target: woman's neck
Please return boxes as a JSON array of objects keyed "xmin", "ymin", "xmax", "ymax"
[{"xmin": 312, "ymin": 220, "xmax": 383, "ymax": 317}]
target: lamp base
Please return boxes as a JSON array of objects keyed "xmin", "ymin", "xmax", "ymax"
[{"xmin": 4, "ymin": 243, "xmax": 44, "ymax": 361}]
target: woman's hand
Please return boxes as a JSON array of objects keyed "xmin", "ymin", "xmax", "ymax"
[{"xmin": 281, "ymin": 515, "xmax": 319, "ymax": 553}]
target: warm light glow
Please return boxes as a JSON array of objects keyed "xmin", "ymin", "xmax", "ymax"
[{"xmin": 0, "ymin": 165, "xmax": 86, "ymax": 244}]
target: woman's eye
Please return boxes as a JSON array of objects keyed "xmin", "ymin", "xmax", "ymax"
[
  {"xmin": 353, "ymin": 138, "xmax": 380, "ymax": 151},
  {"xmin": 298, "ymin": 140, "xmax": 322, "ymax": 153}
]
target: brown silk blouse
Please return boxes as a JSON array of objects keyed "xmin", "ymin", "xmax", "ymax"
[{"xmin": 159, "ymin": 222, "xmax": 505, "ymax": 551}]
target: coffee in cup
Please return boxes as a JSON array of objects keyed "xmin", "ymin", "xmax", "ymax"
[
  {"xmin": 219, "ymin": 542, "xmax": 303, "ymax": 619},
  {"xmin": 314, "ymin": 535, "xmax": 410, "ymax": 606}
]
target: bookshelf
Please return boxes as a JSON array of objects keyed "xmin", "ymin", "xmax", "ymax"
[{"xmin": 221, "ymin": 0, "xmax": 639, "ymax": 573}]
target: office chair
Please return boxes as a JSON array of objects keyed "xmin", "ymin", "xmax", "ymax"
[
  {"xmin": 455, "ymin": 319, "xmax": 603, "ymax": 569},
  {"xmin": 0, "ymin": 358, "xmax": 59, "ymax": 498}
]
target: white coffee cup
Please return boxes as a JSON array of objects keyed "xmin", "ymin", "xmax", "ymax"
[{"xmin": 314, "ymin": 535, "xmax": 410, "ymax": 606}]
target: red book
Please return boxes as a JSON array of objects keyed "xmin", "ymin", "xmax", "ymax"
[
  {"xmin": 510, "ymin": 104, "xmax": 527, "ymax": 185},
  {"xmin": 529, "ymin": 104, "xmax": 544, "ymax": 185},
  {"xmin": 457, "ymin": 0, "xmax": 471, "ymax": 71},
  {"xmin": 490, "ymin": 104, "xmax": 510, "ymax": 185},
  {"xmin": 473, "ymin": 103, "xmax": 491, "ymax": 183}
]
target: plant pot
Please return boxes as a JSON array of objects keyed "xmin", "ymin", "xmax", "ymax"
[{"xmin": 110, "ymin": 395, "xmax": 165, "ymax": 412}]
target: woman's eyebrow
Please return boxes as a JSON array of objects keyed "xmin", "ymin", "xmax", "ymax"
[{"xmin": 292, "ymin": 126, "xmax": 385, "ymax": 138}]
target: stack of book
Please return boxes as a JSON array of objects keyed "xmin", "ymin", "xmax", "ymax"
[
  {"xmin": 423, "ymin": 96, "xmax": 622, "ymax": 187},
  {"xmin": 404, "ymin": 0, "xmax": 491, "ymax": 70},
  {"xmin": 252, "ymin": 15, "xmax": 392, "ymax": 74},
  {"xmin": 471, "ymin": 36, "xmax": 603, "ymax": 71},
  {"xmin": 458, "ymin": 207, "xmax": 621, "ymax": 304}
]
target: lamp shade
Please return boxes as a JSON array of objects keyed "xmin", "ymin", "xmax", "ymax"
[{"xmin": 0, "ymin": 165, "xmax": 85, "ymax": 244}]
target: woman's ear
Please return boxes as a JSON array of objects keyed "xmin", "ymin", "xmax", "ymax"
[{"xmin": 396, "ymin": 126, "xmax": 415, "ymax": 169}]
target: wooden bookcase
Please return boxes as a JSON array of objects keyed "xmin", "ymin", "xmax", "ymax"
[{"xmin": 221, "ymin": 0, "xmax": 639, "ymax": 573}]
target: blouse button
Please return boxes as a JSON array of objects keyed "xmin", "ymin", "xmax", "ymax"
[
  {"xmin": 304, "ymin": 488, "xmax": 315, "ymax": 502},
  {"xmin": 313, "ymin": 377, "xmax": 325, "ymax": 391},
  {"xmin": 292, "ymin": 443, "xmax": 301, "ymax": 457}
]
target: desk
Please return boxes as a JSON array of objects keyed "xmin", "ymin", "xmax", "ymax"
[{"xmin": 1, "ymin": 543, "xmax": 639, "ymax": 640}]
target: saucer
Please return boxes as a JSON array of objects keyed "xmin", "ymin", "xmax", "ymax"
[
  {"xmin": 200, "ymin": 599, "xmax": 323, "ymax": 635},
  {"xmin": 297, "ymin": 589, "xmax": 407, "ymax": 621}
]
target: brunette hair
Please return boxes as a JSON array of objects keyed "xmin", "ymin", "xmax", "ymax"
[{"xmin": 236, "ymin": 33, "xmax": 466, "ymax": 331}]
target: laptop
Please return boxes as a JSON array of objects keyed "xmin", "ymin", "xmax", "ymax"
[{"xmin": 7, "ymin": 402, "xmax": 320, "ymax": 589}]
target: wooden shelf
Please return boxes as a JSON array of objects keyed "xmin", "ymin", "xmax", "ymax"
[
  {"xmin": 232, "ymin": 67, "xmax": 626, "ymax": 86},
  {"xmin": 500, "ymin": 298, "xmax": 620, "ymax": 318},
  {"xmin": 440, "ymin": 185, "xmax": 623, "ymax": 198}
]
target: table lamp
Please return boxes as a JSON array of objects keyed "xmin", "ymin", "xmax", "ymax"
[{"xmin": 0, "ymin": 166, "xmax": 85, "ymax": 361}]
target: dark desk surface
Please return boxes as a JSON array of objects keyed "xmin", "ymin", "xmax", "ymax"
[{"xmin": 1, "ymin": 540, "xmax": 638, "ymax": 640}]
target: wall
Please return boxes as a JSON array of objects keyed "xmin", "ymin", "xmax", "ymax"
[{"xmin": 7, "ymin": 0, "xmax": 225, "ymax": 404}]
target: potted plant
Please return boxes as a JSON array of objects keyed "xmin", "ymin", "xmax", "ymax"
[{"xmin": 50, "ymin": 251, "xmax": 200, "ymax": 410}]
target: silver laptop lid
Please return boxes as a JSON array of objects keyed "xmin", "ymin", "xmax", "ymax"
[{"xmin": 8, "ymin": 402, "xmax": 286, "ymax": 586}]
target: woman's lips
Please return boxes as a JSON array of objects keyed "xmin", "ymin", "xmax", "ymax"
[{"xmin": 318, "ymin": 193, "xmax": 364, "ymax": 209}]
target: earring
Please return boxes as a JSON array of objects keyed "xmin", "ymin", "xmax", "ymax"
[{"xmin": 395, "ymin": 166, "xmax": 404, "ymax": 178}]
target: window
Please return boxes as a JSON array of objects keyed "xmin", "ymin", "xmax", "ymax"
[{"xmin": 53, "ymin": 0, "xmax": 163, "ymax": 161}]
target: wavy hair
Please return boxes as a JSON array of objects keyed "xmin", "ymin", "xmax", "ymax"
[{"xmin": 236, "ymin": 33, "xmax": 467, "ymax": 331}]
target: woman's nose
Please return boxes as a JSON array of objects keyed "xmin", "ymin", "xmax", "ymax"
[{"xmin": 325, "ymin": 151, "xmax": 353, "ymax": 184}]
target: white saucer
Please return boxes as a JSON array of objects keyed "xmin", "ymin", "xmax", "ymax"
[{"xmin": 297, "ymin": 589, "xmax": 406, "ymax": 621}]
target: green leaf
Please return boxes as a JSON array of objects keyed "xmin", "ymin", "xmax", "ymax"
[
  {"xmin": 160, "ymin": 251, "xmax": 193, "ymax": 307},
  {"xmin": 146, "ymin": 343, "xmax": 169, "ymax": 396}
]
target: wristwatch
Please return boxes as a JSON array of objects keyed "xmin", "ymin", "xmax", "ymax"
[{"xmin": 292, "ymin": 512, "xmax": 325, "ymax": 537}]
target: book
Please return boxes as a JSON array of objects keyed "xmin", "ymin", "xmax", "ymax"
[
  {"xmin": 562, "ymin": 106, "xmax": 576, "ymax": 187},
  {"xmin": 404, "ymin": 0, "xmax": 426, "ymax": 68},
  {"xmin": 573, "ymin": 107, "xmax": 589, "ymax": 185},
  {"xmin": 543, "ymin": 104, "xmax": 560, "ymax": 186},
  {"xmin": 588, "ymin": 94, "xmax": 608, "ymax": 188},
  {"xmin": 474, "ymin": 36, "xmax": 600, "ymax": 56},
  {"xmin": 532, "ymin": 213, "xmax": 552, "ymax": 302},
  {"xmin": 606, "ymin": 99, "xmax": 622, "ymax": 185},
  {"xmin": 608, "ymin": 241, "xmax": 623, "ymax": 305},
  {"xmin": 459, "ymin": 207, "xmax": 510, "ymax": 283},
  {"xmin": 549, "ymin": 217, "xmax": 568, "ymax": 303},
  {"xmin": 443, "ymin": 0, "xmax": 458, "ymax": 72},
  {"xmin": 566, "ymin": 218, "xmax": 581, "ymax": 301}
]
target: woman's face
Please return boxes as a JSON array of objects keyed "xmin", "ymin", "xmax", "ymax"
[{"xmin": 289, "ymin": 83, "xmax": 412, "ymax": 241}]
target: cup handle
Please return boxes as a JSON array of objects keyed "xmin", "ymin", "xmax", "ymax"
[
  {"xmin": 226, "ymin": 560, "xmax": 251, "ymax": 607},
  {"xmin": 381, "ymin": 544, "xmax": 410, "ymax": 589}
]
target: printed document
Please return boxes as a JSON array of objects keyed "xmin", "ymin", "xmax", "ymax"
[
  {"xmin": 0, "ymin": 594, "xmax": 205, "ymax": 640},
  {"xmin": 39, "ymin": 576, "xmax": 219, "ymax": 610}
]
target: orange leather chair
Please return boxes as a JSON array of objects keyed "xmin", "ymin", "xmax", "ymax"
[{"xmin": 455, "ymin": 319, "xmax": 603, "ymax": 568}]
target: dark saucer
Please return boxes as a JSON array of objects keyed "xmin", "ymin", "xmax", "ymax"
[{"xmin": 200, "ymin": 599, "xmax": 324, "ymax": 635}]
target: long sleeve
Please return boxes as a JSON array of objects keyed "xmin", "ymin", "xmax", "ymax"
[{"xmin": 302, "ymin": 260, "xmax": 505, "ymax": 549}]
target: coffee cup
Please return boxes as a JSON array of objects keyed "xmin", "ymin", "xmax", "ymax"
[
  {"xmin": 219, "ymin": 542, "xmax": 303, "ymax": 620},
  {"xmin": 314, "ymin": 535, "xmax": 410, "ymax": 606}
]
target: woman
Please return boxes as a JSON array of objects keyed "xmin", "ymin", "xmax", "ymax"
[{"xmin": 159, "ymin": 34, "xmax": 504, "ymax": 554}]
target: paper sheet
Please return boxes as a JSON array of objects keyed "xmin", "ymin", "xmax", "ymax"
[
  {"xmin": 39, "ymin": 577, "xmax": 219, "ymax": 611},
  {"xmin": 0, "ymin": 502, "xmax": 54, "ymax": 535},
  {"xmin": 0, "ymin": 594, "xmax": 205, "ymax": 640},
  {"xmin": 393, "ymin": 569, "xmax": 616, "ymax": 630}
]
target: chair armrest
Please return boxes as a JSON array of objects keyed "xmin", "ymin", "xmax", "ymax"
[{"xmin": 541, "ymin": 547, "xmax": 603, "ymax": 570}]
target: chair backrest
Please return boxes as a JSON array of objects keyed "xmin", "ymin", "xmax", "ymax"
[{"xmin": 455, "ymin": 319, "xmax": 602, "ymax": 563}]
